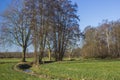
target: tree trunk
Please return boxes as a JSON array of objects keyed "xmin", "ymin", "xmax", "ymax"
[
  {"xmin": 22, "ymin": 46, "xmax": 26, "ymax": 62},
  {"xmin": 48, "ymin": 49, "xmax": 51, "ymax": 61},
  {"xmin": 55, "ymin": 52, "xmax": 58, "ymax": 61},
  {"xmin": 34, "ymin": 43, "xmax": 39, "ymax": 65},
  {"xmin": 39, "ymin": 50, "xmax": 44, "ymax": 63}
]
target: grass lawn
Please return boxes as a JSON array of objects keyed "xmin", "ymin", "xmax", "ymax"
[
  {"xmin": 32, "ymin": 59, "xmax": 120, "ymax": 80},
  {"xmin": 0, "ymin": 58, "xmax": 45, "ymax": 80},
  {"xmin": 0, "ymin": 58, "xmax": 120, "ymax": 80}
]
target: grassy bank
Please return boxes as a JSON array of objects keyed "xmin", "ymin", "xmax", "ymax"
[
  {"xmin": 32, "ymin": 59, "xmax": 120, "ymax": 80},
  {"xmin": 0, "ymin": 58, "xmax": 120, "ymax": 80},
  {"xmin": 0, "ymin": 58, "xmax": 45, "ymax": 80}
]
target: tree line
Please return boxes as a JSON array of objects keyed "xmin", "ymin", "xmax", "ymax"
[
  {"xmin": 81, "ymin": 20, "xmax": 120, "ymax": 59},
  {"xmin": 0, "ymin": 0, "xmax": 80, "ymax": 65}
]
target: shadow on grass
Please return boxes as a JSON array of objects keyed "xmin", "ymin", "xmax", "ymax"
[
  {"xmin": 41, "ymin": 59, "xmax": 80, "ymax": 64},
  {"xmin": 0, "ymin": 62, "xmax": 17, "ymax": 64},
  {"xmin": 41, "ymin": 61, "xmax": 55, "ymax": 64}
]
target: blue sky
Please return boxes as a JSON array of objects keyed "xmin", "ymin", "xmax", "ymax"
[
  {"xmin": 1, "ymin": 0, "xmax": 120, "ymax": 30},
  {"xmin": 72, "ymin": 0, "xmax": 120, "ymax": 30},
  {"xmin": 0, "ymin": 0, "xmax": 12, "ymax": 13}
]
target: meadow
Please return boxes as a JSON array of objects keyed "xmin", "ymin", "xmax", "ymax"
[
  {"xmin": 0, "ymin": 58, "xmax": 45, "ymax": 80},
  {"xmin": 32, "ymin": 59, "xmax": 120, "ymax": 80},
  {"xmin": 0, "ymin": 58, "xmax": 120, "ymax": 80}
]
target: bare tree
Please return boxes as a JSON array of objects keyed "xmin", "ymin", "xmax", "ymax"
[
  {"xmin": 1, "ymin": 0, "xmax": 32, "ymax": 62},
  {"xmin": 51, "ymin": 0, "xmax": 80, "ymax": 61},
  {"xmin": 24, "ymin": 0, "xmax": 80, "ymax": 64},
  {"xmin": 81, "ymin": 20, "xmax": 120, "ymax": 58}
]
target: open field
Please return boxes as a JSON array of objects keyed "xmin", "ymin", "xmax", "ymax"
[
  {"xmin": 0, "ymin": 58, "xmax": 45, "ymax": 80},
  {"xmin": 32, "ymin": 59, "xmax": 120, "ymax": 80},
  {"xmin": 0, "ymin": 58, "xmax": 120, "ymax": 80}
]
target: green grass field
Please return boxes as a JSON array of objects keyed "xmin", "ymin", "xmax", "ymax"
[
  {"xmin": 0, "ymin": 58, "xmax": 45, "ymax": 80},
  {"xmin": 32, "ymin": 59, "xmax": 120, "ymax": 80},
  {"xmin": 0, "ymin": 58, "xmax": 120, "ymax": 80}
]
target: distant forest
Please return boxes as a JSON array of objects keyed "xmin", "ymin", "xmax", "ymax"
[{"xmin": 81, "ymin": 20, "xmax": 120, "ymax": 59}]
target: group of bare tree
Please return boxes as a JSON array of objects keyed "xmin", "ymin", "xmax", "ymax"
[
  {"xmin": 81, "ymin": 20, "xmax": 120, "ymax": 59},
  {"xmin": 0, "ymin": 0, "xmax": 80, "ymax": 64}
]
